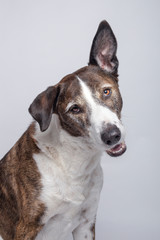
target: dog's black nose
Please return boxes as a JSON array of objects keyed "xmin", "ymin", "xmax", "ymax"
[{"xmin": 101, "ymin": 124, "xmax": 121, "ymax": 146}]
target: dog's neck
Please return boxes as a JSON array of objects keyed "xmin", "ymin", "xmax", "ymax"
[
  {"xmin": 33, "ymin": 114, "xmax": 102, "ymax": 178},
  {"xmin": 33, "ymin": 115, "xmax": 102, "ymax": 205}
]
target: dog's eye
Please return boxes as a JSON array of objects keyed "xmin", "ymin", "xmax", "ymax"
[
  {"xmin": 104, "ymin": 88, "xmax": 111, "ymax": 96},
  {"xmin": 69, "ymin": 105, "xmax": 81, "ymax": 114}
]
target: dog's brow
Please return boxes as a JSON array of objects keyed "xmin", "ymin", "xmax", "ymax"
[
  {"xmin": 101, "ymin": 83, "xmax": 112, "ymax": 88},
  {"xmin": 65, "ymin": 101, "xmax": 76, "ymax": 113}
]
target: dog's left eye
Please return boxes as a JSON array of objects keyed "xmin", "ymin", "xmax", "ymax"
[
  {"xmin": 104, "ymin": 88, "xmax": 111, "ymax": 96},
  {"xmin": 69, "ymin": 105, "xmax": 81, "ymax": 114}
]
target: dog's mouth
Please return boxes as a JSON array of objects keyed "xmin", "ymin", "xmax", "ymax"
[{"xmin": 106, "ymin": 142, "xmax": 127, "ymax": 157}]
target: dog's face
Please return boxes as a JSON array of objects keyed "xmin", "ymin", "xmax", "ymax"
[{"xmin": 29, "ymin": 21, "xmax": 126, "ymax": 157}]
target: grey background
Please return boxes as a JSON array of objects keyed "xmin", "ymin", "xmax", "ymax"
[{"xmin": 0, "ymin": 0, "xmax": 160, "ymax": 239}]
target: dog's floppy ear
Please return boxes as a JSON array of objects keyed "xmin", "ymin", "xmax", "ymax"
[
  {"xmin": 89, "ymin": 20, "xmax": 118, "ymax": 76},
  {"xmin": 29, "ymin": 85, "xmax": 59, "ymax": 132}
]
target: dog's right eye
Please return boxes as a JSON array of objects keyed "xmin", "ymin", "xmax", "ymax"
[
  {"xmin": 103, "ymin": 88, "xmax": 112, "ymax": 97},
  {"xmin": 69, "ymin": 105, "xmax": 81, "ymax": 114}
]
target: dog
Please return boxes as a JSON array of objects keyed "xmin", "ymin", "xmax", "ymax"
[{"xmin": 0, "ymin": 20, "xmax": 126, "ymax": 240}]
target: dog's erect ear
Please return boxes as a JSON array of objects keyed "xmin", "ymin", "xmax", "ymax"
[
  {"xmin": 29, "ymin": 85, "xmax": 59, "ymax": 132},
  {"xmin": 89, "ymin": 20, "xmax": 118, "ymax": 75}
]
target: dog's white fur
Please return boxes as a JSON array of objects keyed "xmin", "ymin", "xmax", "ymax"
[{"xmin": 32, "ymin": 79, "xmax": 125, "ymax": 240}]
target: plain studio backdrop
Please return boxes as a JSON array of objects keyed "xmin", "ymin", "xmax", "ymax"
[{"xmin": 0, "ymin": 0, "xmax": 160, "ymax": 240}]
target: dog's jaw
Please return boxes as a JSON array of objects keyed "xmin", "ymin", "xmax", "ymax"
[{"xmin": 106, "ymin": 142, "xmax": 127, "ymax": 157}]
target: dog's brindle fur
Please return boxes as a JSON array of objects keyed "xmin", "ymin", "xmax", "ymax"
[
  {"xmin": 0, "ymin": 124, "xmax": 45, "ymax": 240},
  {"xmin": 0, "ymin": 21, "xmax": 126, "ymax": 240}
]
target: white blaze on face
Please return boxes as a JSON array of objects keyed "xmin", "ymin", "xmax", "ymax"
[{"xmin": 77, "ymin": 77, "xmax": 125, "ymax": 147}]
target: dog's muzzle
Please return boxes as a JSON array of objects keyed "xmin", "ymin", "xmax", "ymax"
[{"xmin": 101, "ymin": 124, "xmax": 126, "ymax": 157}]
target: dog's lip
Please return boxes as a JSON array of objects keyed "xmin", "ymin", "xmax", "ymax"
[{"xmin": 106, "ymin": 142, "xmax": 127, "ymax": 157}]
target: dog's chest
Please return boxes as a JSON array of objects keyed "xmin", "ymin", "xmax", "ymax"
[{"xmin": 34, "ymin": 149, "xmax": 103, "ymax": 240}]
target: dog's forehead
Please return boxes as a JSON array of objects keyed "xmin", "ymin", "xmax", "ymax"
[
  {"xmin": 59, "ymin": 66, "xmax": 118, "ymax": 100},
  {"xmin": 60, "ymin": 75, "xmax": 81, "ymax": 99}
]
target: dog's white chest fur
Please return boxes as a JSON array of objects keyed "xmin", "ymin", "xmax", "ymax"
[{"xmin": 33, "ymin": 119, "xmax": 103, "ymax": 240}]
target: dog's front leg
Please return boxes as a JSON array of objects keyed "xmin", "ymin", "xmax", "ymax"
[
  {"xmin": 72, "ymin": 220, "xmax": 96, "ymax": 240},
  {"xmin": 14, "ymin": 220, "xmax": 43, "ymax": 240}
]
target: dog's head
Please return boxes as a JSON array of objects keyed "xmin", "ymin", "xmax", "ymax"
[{"xmin": 29, "ymin": 21, "xmax": 126, "ymax": 157}]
